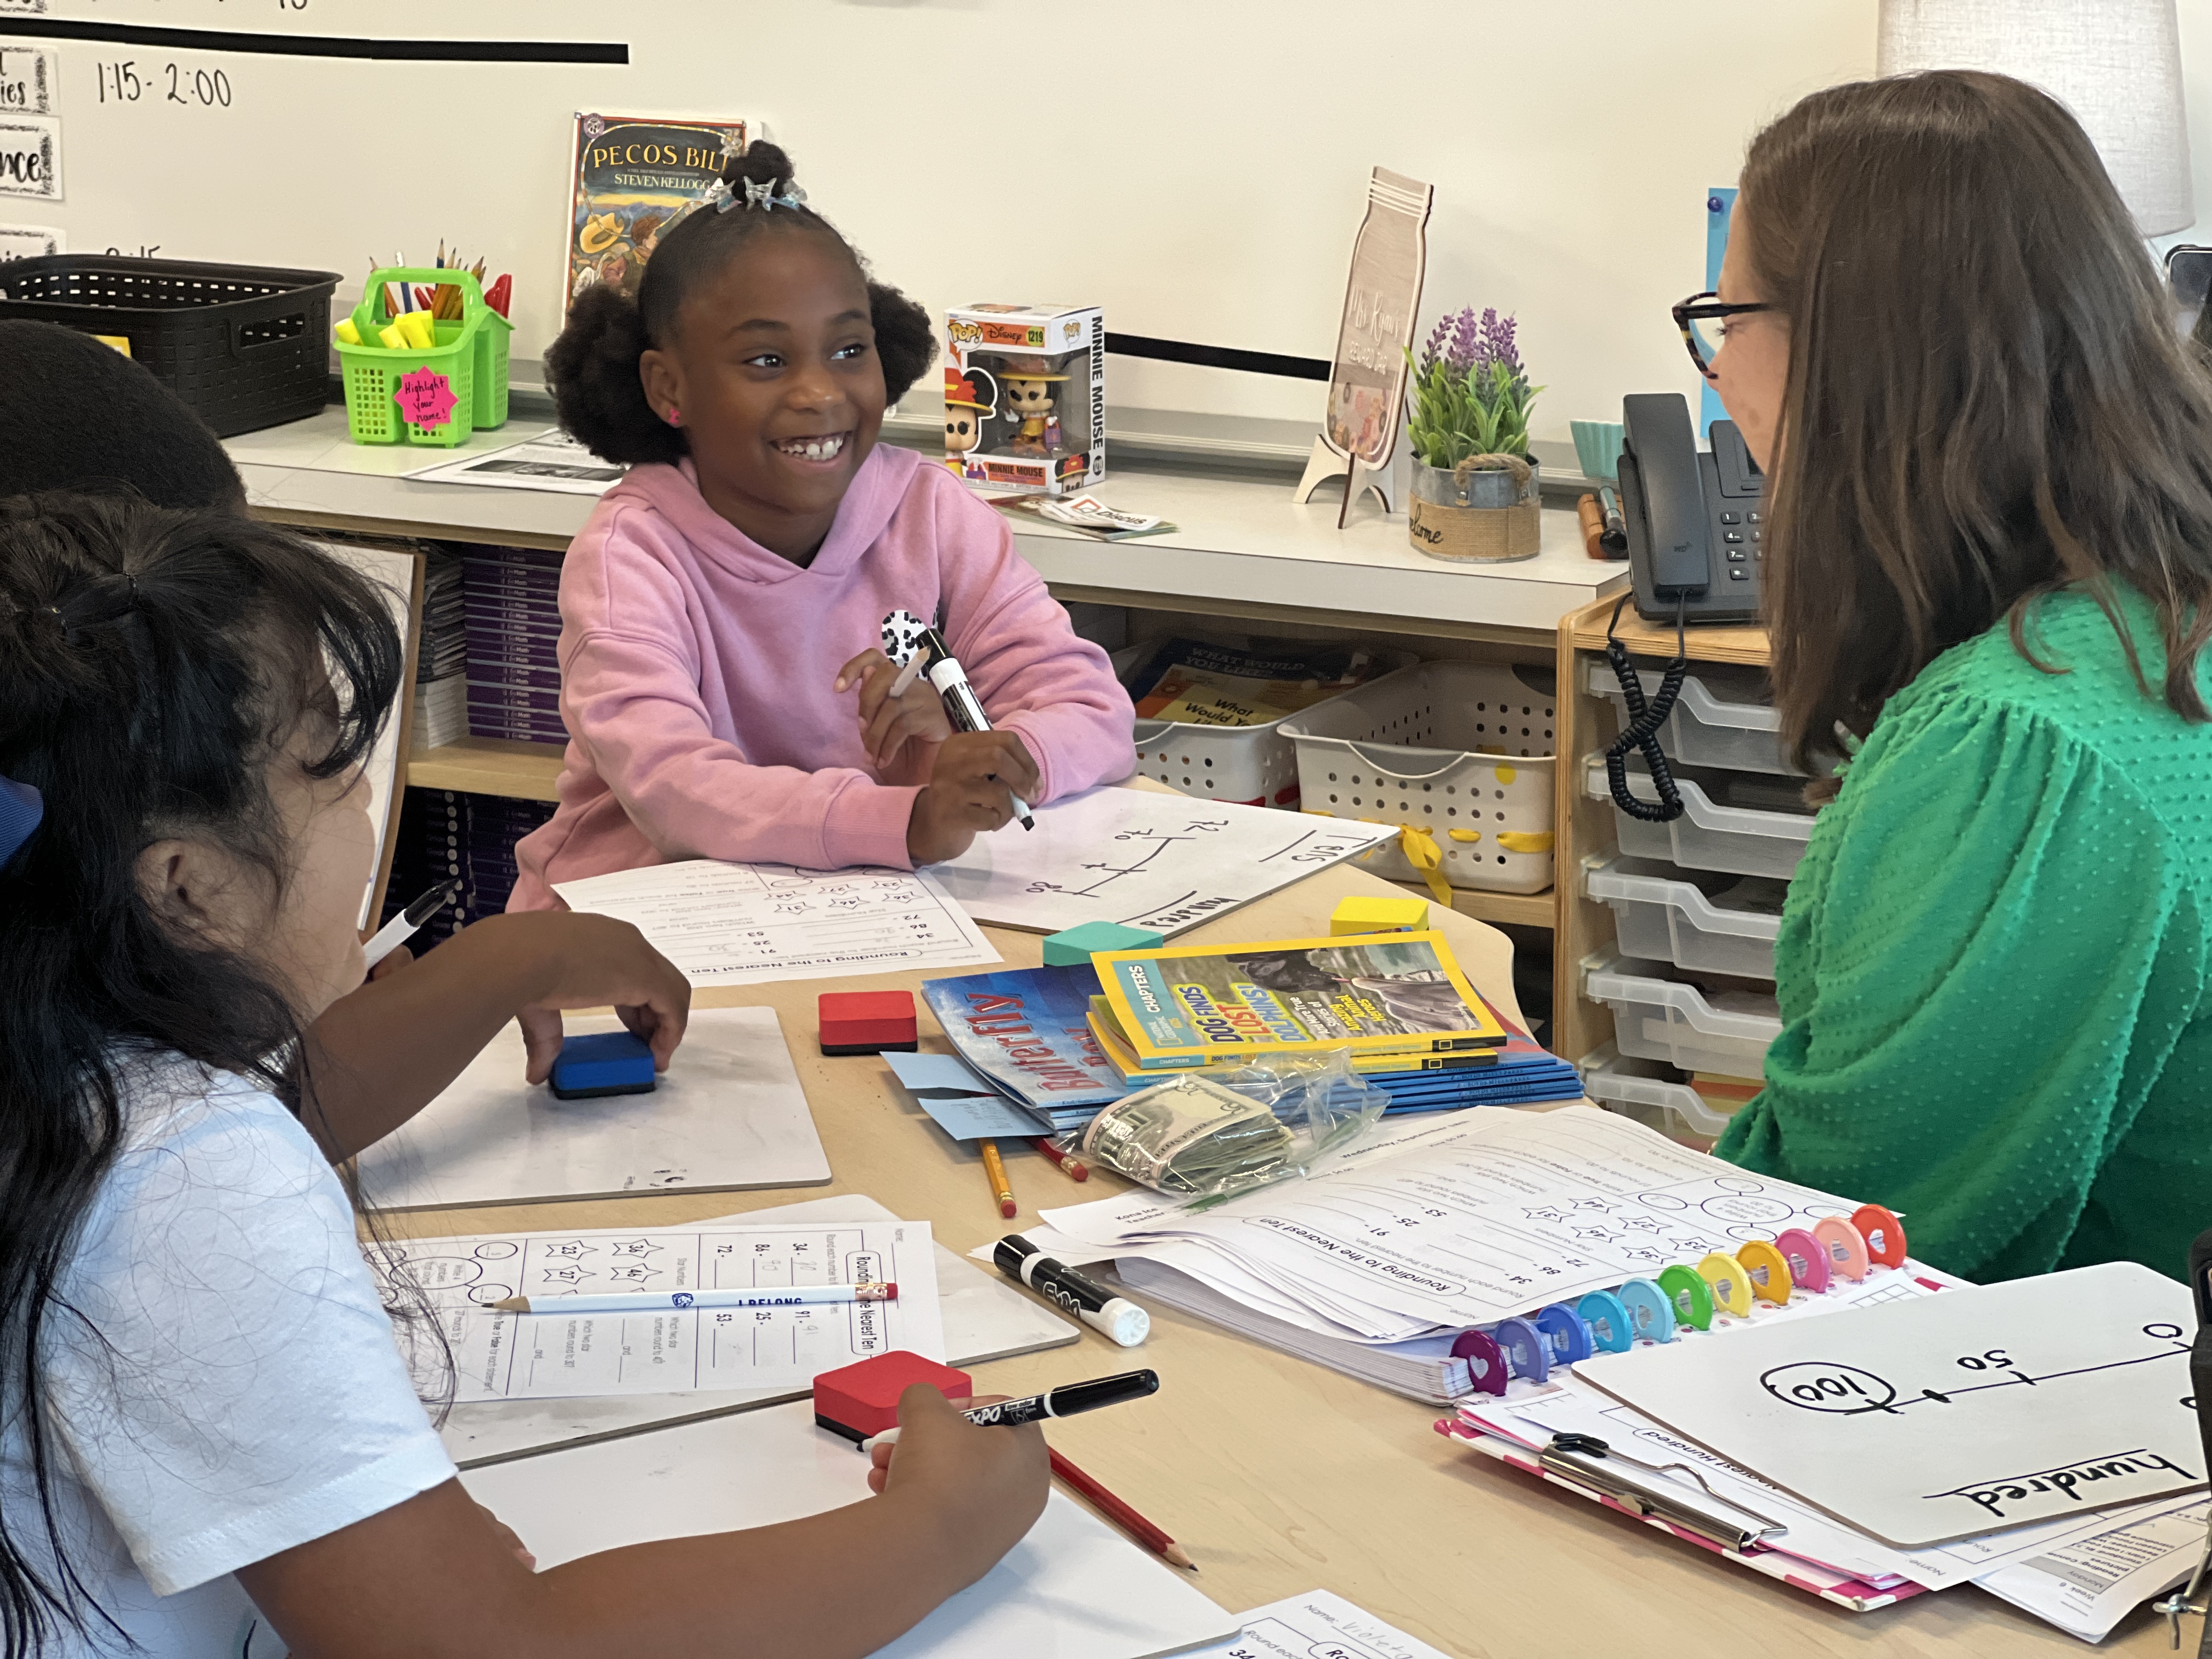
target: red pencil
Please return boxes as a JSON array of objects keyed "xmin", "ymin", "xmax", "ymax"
[
  {"xmin": 1034, "ymin": 1138, "xmax": 1090, "ymax": 1181},
  {"xmin": 1048, "ymin": 1448, "xmax": 1194, "ymax": 1570}
]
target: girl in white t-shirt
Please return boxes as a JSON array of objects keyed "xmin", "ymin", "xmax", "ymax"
[{"xmin": 0, "ymin": 494, "xmax": 1047, "ymax": 1658}]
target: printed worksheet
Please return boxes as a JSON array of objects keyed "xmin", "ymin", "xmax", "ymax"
[
  {"xmin": 394, "ymin": 1218, "xmax": 943, "ymax": 1402},
  {"xmin": 1186, "ymin": 1589, "xmax": 1455, "ymax": 1659},
  {"xmin": 1042, "ymin": 1106, "xmax": 1881, "ymax": 1333},
  {"xmin": 929, "ymin": 786, "xmax": 1397, "ymax": 936},
  {"xmin": 553, "ymin": 859, "xmax": 997, "ymax": 987}
]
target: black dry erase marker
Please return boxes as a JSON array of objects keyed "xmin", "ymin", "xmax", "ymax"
[
  {"xmin": 996, "ymin": 1233, "xmax": 1150, "ymax": 1347},
  {"xmin": 360, "ymin": 878, "xmax": 461, "ymax": 969},
  {"xmin": 918, "ymin": 627, "xmax": 1034, "ymax": 830},
  {"xmin": 861, "ymin": 1369, "xmax": 1160, "ymax": 1448}
]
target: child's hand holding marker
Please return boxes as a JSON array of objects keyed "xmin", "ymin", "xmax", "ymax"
[
  {"xmin": 908, "ymin": 731, "xmax": 1042, "ymax": 864},
  {"xmin": 837, "ymin": 646, "xmax": 955, "ymax": 768},
  {"xmin": 866, "ymin": 1387, "xmax": 1051, "ymax": 1567}
]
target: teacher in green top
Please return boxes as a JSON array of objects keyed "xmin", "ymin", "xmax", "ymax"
[{"xmin": 1701, "ymin": 69, "xmax": 2212, "ymax": 1284}]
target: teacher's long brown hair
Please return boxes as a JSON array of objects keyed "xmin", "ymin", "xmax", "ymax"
[{"xmin": 1742, "ymin": 70, "xmax": 2212, "ymax": 788}]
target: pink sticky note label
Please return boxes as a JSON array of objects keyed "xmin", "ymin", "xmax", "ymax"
[{"xmin": 396, "ymin": 366, "xmax": 457, "ymax": 428}]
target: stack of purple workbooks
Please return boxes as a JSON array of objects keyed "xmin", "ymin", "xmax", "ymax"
[{"xmin": 462, "ymin": 545, "xmax": 568, "ymax": 746}]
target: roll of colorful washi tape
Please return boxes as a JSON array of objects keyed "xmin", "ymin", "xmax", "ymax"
[
  {"xmin": 1736, "ymin": 1239, "xmax": 1795, "ymax": 1305},
  {"xmin": 1852, "ymin": 1203, "xmax": 1908, "ymax": 1268},
  {"xmin": 1616, "ymin": 1277, "xmax": 1678, "ymax": 1345},
  {"xmin": 1658, "ymin": 1262, "xmax": 1715, "ymax": 1330},
  {"xmin": 1697, "ymin": 1251, "xmax": 1754, "ymax": 1319},
  {"xmin": 1577, "ymin": 1289, "xmax": 1634, "ymax": 1352},
  {"xmin": 1534, "ymin": 1301, "xmax": 1594, "ymax": 1364},
  {"xmin": 1813, "ymin": 1214, "xmax": 1870, "ymax": 1280},
  {"xmin": 1772, "ymin": 1227, "xmax": 1831, "ymax": 1295},
  {"xmin": 1451, "ymin": 1328, "xmax": 1510, "ymax": 1396},
  {"xmin": 1493, "ymin": 1316, "xmax": 1551, "ymax": 1384}
]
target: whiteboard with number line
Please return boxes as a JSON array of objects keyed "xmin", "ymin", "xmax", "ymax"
[
  {"xmin": 1575, "ymin": 1261, "xmax": 2204, "ymax": 1547},
  {"xmin": 927, "ymin": 786, "xmax": 1397, "ymax": 937}
]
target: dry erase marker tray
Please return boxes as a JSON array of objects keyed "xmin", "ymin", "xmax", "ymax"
[{"xmin": 0, "ymin": 255, "xmax": 341, "ymax": 437}]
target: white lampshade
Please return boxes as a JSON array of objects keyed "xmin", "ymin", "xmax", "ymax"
[{"xmin": 1877, "ymin": 0, "xmax": 2193, "ymax": 235}]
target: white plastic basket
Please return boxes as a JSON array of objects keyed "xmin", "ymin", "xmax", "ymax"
[
  {"xmin": 1577, "ymin": 1043, "xmax": 1741, "ymax": 1149},
  {"xmin": 1583, "ymin": 952, "xmax": 1780, "ymax": 1077},
  {"xmin": 1281, "ymin": 661, "xmax": 1557, "ymax": 896},
  {"xmin": 1115, "ymin": 645, "xmax": 1417, "ymax": 806}
]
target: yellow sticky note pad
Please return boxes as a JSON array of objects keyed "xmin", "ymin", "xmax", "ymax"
[{"xmin": 1330, "ymin": 895, "xmax": 1430, "ymax": 936}]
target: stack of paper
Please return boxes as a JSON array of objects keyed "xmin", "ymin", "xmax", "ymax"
[{"xmin": 1445, "ymin": 1362, "xmax": 2207, "ymax": 1640}]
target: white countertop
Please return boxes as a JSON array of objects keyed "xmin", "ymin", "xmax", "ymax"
[{"xmin": 229, "ymin": 410, "xmax": 1624, "ymax": 635}]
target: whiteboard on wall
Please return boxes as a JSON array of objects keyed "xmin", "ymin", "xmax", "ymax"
[{"xmin": 2, "ymin": 0, "xmax": 1886, "ymax": 443}]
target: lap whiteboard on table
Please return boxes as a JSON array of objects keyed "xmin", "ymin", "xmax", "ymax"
[{"xmin": 357, "ymin": 1005, "xmax": 830, "ymax": 1210}]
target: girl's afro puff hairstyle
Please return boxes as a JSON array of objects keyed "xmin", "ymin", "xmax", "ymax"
[{"xmin": 545, "ymin": 140, "xmax": 936, "ymax": 467}]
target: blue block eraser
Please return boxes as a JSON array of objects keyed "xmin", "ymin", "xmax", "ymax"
[
  {"xmin": 1041, "ymin": 921, "xmax": 1165, "ymax": 967},
  {"xmin": 550, "ymin": 1030, "xmax": 658, "ymax": 1099}
]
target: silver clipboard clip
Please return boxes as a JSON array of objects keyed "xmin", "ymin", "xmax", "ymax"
[
  {"xmin": 2153, "ymin": 1511, "xmax": 2212, "ymax": 1651},
  {"xmin": 1538, "ymin": 1432, "xmax": 1791, "ymax": 1554}
]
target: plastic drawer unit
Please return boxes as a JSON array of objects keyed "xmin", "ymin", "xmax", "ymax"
[
  {"xmin": 1583, "ymin": 658, "xmax": 1796, "ymax": 775},
  {"xmin": 1578, "ymin": 1043, "xmax": 1741, "ymax": 1149},
  {"xmin": 1583, "ymin": 758, "xmax": 1815, "ymax": 881},
  {"xmin": 1583, "ymin": 953, "xmax": 1780, "ymax": 1078},
  {"xmin": 1583, "ymin": 852, "xmax": 1784, "ymax": 980}
]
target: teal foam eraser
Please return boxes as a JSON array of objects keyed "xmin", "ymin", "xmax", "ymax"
[{"xmin": 1041, "ymin": 921, "xmax": 1164, "ymax": 967}]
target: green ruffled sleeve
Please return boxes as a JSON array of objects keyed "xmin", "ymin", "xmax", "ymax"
[{"xmin": 1716, "ymin": 689, "xmax": 2210, "ymax": 1282}]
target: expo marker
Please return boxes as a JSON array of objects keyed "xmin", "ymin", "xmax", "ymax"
[
  {"xmin": 861, "ymin": 1368, "xmax": 1160, "ymax": 1450},
  {"xmin": 995, "ymin": 1233, "xmax": 1150, "ymax": 1347}
]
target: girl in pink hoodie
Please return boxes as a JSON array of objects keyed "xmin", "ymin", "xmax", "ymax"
[{"xmin": 509, "ymin": 142, "xmax": 1134, "ymax": 910}]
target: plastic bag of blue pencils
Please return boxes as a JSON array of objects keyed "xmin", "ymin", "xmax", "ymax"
[{"xmin": 1059, "ymin": 1052, "xmax": 1387, "ymax": 1206}]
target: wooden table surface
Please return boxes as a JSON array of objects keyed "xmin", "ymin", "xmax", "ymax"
[{"xmin": 383, "ymin": 860, "xmax": 2172, "ymax": 1656}]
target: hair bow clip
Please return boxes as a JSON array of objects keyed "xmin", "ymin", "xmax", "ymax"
[{"xmin": 744, "ymin": 176, "xmax": 808, "ymax": 212}]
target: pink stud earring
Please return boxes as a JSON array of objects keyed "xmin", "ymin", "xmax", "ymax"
[{"xmin": 665, "ymin": 407, "xmax": 682, "ymax": 427}]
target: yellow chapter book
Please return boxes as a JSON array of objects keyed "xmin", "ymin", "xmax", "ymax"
[
  {"xmin": 1087, "ymin": 997, "xmax": 1500, "ymax": 1082},
  {"xmin": 1092, "ymin": 931, "xmax": 1509, "ymax": 1070}
]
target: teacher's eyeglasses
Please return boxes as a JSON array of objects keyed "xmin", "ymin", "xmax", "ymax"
[{"xmin": 1673, "ymin": 291, "xmax": 1776, "ymax": 380}]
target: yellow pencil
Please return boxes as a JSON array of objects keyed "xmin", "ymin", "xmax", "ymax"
[{"xmin": 979, "ymin": 1139, "xmax": 1017, "ymax": 1219}]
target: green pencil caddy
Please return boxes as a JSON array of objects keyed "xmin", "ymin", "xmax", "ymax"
[{"xmin": 336, "ymin": 266, "xmax": 512, "ymax": 447}]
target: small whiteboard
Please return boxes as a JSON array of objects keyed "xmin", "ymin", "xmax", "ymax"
[
  {"xmin": 356, "ymin": 1005, "xmax": 830, "ymax": 1210},
  {"xmin": 313, "ymin": 539, "xmax": 420, "ymax": 932},
  {"xmin": 1576, "ymin": 1262, "xmax": 2203, "ymax": 1546},
  {"xmin": 928, "ymin": 787, "xmax": 1396, "ymax": 936}
]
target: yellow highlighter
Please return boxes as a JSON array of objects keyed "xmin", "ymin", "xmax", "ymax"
[
  {"xmin": 334, "ymin": 319, "xmax": 362, "ymax": 346},
  {"xmin": 398, "ymin": 311, "xmax": 436, "ymax": 349},
  {"xmin": 377, "ymin": 322, "xmax": 408, "ymax": 349}
]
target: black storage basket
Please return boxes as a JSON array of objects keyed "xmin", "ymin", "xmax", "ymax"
[{"xmin": 0, "ymin": 256, "xmax": 342, "ymax": 437}]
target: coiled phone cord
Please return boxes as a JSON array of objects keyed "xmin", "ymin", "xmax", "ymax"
[{"xmin": 1603, "ymin": 591, "xmax": 1689, "ymax": 823}]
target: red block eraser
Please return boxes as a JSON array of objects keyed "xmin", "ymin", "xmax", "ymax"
[
  {"xmin": 813, "ymin": 1350, "xmax": 972, "ymax": 1443},
  {"xmin": 819, "ymin": 990, "xmax": 918, "ymax": 1056}
]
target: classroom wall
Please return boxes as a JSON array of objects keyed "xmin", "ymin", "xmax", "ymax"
[{"xmin": 12, "ymin": 1, "xmax": 2212, "ymax": 446}]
